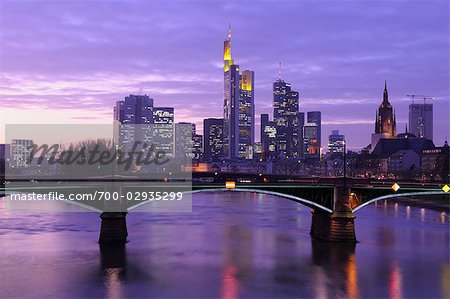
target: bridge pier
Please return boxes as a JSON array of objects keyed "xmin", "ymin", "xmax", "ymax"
[
  {"xmin": 310, "ymin": 186, "xmax": 357, "ymax": 243},
  {"xmin": 98, "ymin": 181, "xmax": 128, "ymax": 244},
  {"xmin": 99, "ymin": 212, "xmax": 128, "ymax": 244},
  {"xmin": 310, "ymin": 210, "xmax": 356, "ymax": 242}
]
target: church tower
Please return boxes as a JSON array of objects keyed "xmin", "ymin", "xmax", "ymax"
[{"xmin": 375, "ymin": 81, "xmax": 396, "ymax": 138}]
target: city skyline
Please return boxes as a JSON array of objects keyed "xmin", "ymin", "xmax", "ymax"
[{"xmin": 0, "ymin": 1, "xmax": 449, "ymax": 150}]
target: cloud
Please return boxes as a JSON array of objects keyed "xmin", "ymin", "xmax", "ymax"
[{"xmin": 0, "ymin": 0, "xmax": 448, "ymax": 146}]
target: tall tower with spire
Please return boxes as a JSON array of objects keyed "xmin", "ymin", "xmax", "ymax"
[
  {"xmin": 375, "ymin": 81, "xmax": 396, "ymax": 138},
  {"xmin": 223, "ymin": 24, "xmax": 241, "ymax": 159},
  {"xmin": 222, "ymin": 25, "xmax": 255, "ymax": 159}
]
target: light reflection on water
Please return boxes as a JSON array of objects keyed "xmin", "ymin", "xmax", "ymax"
[{"xmin": 0, "ymin": 192, "xmax": 449, "ymax": 298}]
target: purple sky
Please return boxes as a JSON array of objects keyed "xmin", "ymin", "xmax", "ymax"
[{"xmin": 0, "ymin": 1, "xmax": 449, "ymax": 150}]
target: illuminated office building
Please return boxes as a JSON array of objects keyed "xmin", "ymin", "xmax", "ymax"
[
  {"xmin": 203, "ymin": 118, "xmax": 224, "ymax": 161},
  {"xmin": 238, "ymin": 70, "xmax": 255, "ymax": 158},
  {"xmin": 273, "ymin": 77, "xmax": 302, "ymax": 158},
  {"xmin": 223, "ymin": 25, "xmax": 255, "ymax": 159},
  {"xmin": 260, "ymin": 114, "xmax": 277, "ymax": 160},
  {"xmin": 328, "ymin": 130, "xmax": 345, "ymax": 155},
  {"xmin": 306, "ymin": 111, "xmax": 321, "ymax": 156},
  {"xmin": 304, "ymin": 122, "xmax": 320, "ymax": 157},
  {"xmin": 175, "ymin": 122, "xmax": 195, "ymax": 159},
  {"xmin": 113, "ymin": 95, "xmax": 154, "ymax": 153},
  {"xmin": 192, "ymin": 134, "xmax": 203, "ymax": 161},
  {"xmin": 153, "ymin": 107, "xmax": 175, "ymax": 158}
]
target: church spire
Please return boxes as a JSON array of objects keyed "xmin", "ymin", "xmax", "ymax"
[
  {"xmin": 375, "ymin": 80, "xmax": 396, "ymax": 137},
  {"xmin": 382, "ymin": 80, "xmax": 389, "ymax": 106}
]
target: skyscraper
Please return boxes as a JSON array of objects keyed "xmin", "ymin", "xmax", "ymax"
[
  {"xmin": 307, "ymin": 111, "xmax": 321, "ymax": 154},
  {"xmin": 223, "ymin": 25, "xmax": 255, "ymax": 160},
  {"xmin": 175, "ymin": 122, "xmax": 196, "ymax": 159},
  {"xmin": 273, "ymin": 77, "xmax": 301, "ymax": 159},
  {"xmin": 114, "ymin": 95, "xmax": 154, "ymax": 125},
  {"xmin": 153, "ymin": 107, "xmax": 175, "ymax": 158},
  {"xmin": 409, "ymin": 103, "xmax": 433, "ymax": 140},
  {"xmin": 328, "ymin": 130, "xmax": 345, "ymax": 155},
  {"xmin": 203, "ymin": 118, "xmax": 224, "ymax": 161},
  {"xmin": 223, "ymin": 26, "xmax": 240, "ymax": 159},
  {"xmin": 113, "ymin": 95, "xmax": 154, "ymax": 152},
  {"xmin": 238, "ymin": 70, "xmax": 255, "ymax": 158},
  {"xmin": 192, "ymin": 134, "xmax": 203, "ymax": 161},
  {"xmin": 260, "ymin": 113, "xmax": 277, "ymax": 160},
  {"xmin": 303, "ymin": 122, "xmax": 320, "ymax": 157}
]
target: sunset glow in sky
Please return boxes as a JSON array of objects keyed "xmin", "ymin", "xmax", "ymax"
[{"xmin": 0, "ymin": 1, "xmax": 449, "ymax": 149}]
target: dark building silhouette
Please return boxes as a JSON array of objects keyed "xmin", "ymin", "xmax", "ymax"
[{"xmin": 371, "ymin": 133, "xmax": 435, "ymax": 159}]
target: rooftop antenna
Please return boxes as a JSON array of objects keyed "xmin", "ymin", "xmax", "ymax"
[
  {"xmin": 278, "ymin": 61, "xmax": 282, "ymax": 80},
  {"xmin": 228, "ymin": 22, "xmax": 232, "ymax": 41}
]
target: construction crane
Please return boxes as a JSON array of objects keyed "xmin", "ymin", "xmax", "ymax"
[{"xmin": 406, "ymin": 94, "xmax": 434, "ymax": 105}]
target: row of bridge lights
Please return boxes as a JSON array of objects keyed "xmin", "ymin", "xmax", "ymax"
[
  {"xmin": 391, "ymin": 183, "xmax": 449, "ymax": 193},
  {"xmin": 223, "ymin": 181, "xmax": 450, "ymax": 193}
]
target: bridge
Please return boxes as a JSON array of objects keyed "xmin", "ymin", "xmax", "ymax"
[{"xmin": 1, "ymin": 173, "xmax": 448, "ymax": 244}]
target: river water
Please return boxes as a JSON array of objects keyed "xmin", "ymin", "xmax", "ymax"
[{"xmin": 0, "ymin": 192, "xmax": 449, "ymax": 298}]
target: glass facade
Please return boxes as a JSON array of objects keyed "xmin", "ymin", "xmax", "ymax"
[
  {"xmin": 153, "ymin": 107, "xmax": 175, "ymax": 158},
  {"xmin": 238, "ymin": 70, "xmax": 255, "ymax": 158},
  {"xmin": 273, "ymin": 79, "xmax": 301, "ymax": 159}
]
